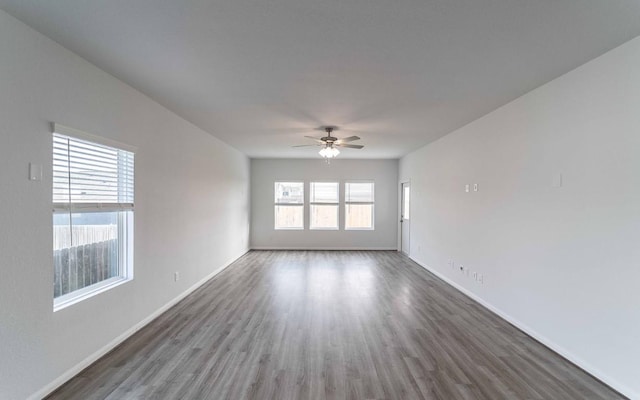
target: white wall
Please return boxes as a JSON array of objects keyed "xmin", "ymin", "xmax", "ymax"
[
  {"xmin": 400, "ymin": 36, "xmax": 640, "ymax": 399},
  {"xmin": 251, "ymin": 159, "xmax": 398, "ymax": 250},
  {"xmin": 0, "ymin": 10, "xmax": 250, "ymax": 399}
]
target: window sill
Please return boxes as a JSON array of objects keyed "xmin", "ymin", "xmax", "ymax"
[{"xmin": 53, "ymin": 276, "xmax": 132, "ymax": 312}]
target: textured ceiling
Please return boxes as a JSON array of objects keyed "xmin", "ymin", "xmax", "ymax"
[{"xmin": 2, "ymin": 0, "xmax": 640, "ymax": 158}]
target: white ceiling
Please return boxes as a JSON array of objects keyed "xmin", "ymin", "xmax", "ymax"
[{"xmin": 2, "ymin": 1, "xmax": 640, "ymax": 159}]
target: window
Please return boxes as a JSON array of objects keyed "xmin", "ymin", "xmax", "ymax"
[
  {"xmin": 403, "ymin": 185, "xmax": 410, "ymax": 220},
  {"xmin": 345, "ymin": 182, "xmax": 374, "ymax": 230},
  {"xmin": 310, "ymin": 182, "xmax": 339, "ymax": 229},
  {"xmin": 53, "ymin": 124, "xmax": 134, "ymax": 310},
  {"xmin": 274, "ymin": 182, "xmax": 304, "ymax": 229}
]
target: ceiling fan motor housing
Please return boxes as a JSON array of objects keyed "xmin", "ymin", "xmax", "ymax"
[{"xmin": 321, "ymin": 126, "xmax": 338, "ymax": 142}]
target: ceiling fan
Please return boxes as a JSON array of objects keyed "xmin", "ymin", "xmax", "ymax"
[{"xmin": 293, "ymin": 126, "xmax": 364, "ymax": 159}]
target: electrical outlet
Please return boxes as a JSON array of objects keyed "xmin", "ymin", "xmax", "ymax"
[
  {"xmin": 174, "ymin": 272, "xmax": 180, "ymax": 282},
  {"xmin": 473, "ymin": 183, "xmax": 478, "ymax": 192}
]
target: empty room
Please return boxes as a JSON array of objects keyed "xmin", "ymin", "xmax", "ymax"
[{"xmin": 1, "ymin": 1, "xmax": 639, "ymax": 399}]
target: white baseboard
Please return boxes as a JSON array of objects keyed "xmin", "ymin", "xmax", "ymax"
[
  {"xmin": 29, "ymin": 249, "xmax": 249, "ymax": 400},
  {"xmin": 250, "ymin": 246, "xmax": 398, "ymax": 251},
  {"xmin": 408, "ymin": 256, "xmax": 636, "ymax": 400}
]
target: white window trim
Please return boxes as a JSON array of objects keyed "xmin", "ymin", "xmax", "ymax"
[
  {"xmin": 54, "ymin": 211, "xmax": 134, "ymax": 311},
  {"xmin": 54, "ymin": 277, "xmax": 130, "ymax": 312},
  {"xmin": 274, "ymin": 181, "xmax": 305, "ymax": 230},
  {"xmin": 53, "ymin": 123, "xmax": 137, "ymax": 153},
  {"xmin": 345, "ymin": 180, "xmax": 375, "ymax": 230},
  {"xmin": 309, "ymin": 181, "xmax": 340, "ymax": 230}
]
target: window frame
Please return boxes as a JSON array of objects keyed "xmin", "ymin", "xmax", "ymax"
[
  {"xmin": 274, "ymin": 181, "xmax": 305, "ymax": 230},
  {"xmin": 309, "ymin": 181, "xmax": 340, "ymax": 230},
  {"xmin": 52, "ymin": 124, "xmax": 135, "ymax": 311},
  {"xmin": 344, "ymin": 180, "xmax": 375, "ymax": 231}
]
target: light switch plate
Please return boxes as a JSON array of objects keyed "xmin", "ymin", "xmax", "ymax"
[
  {"xmin": 465, "ymin": 184, "xmax": 470, "ymax": 193},
  {"xmin": 29, "ymin": 163, "xmax": 42, "ymax": 181}
]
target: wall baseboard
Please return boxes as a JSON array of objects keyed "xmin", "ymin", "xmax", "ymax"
[
  {"xmin": 250, "ymin": 246, "xmax": 398, "ymax": 251},
  {"xmin": 408, "ymin": 256, "xmax": 636, "ymax": 400},
  {"xmin": 29, "ymin": 249, "xmax": 249, "ymax": 400}
]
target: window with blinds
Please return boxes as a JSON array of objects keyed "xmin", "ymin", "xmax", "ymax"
[
  {"xmin": 52, "ymin": 125, "xmax": 135, "ymax": 310},
  {"xmin": 274, "ymin": 181, "xmax": 304, "ymax": 229},
  {"xmin": 345, "ymin": 181, "xmax": 375, "ymax": 230},
  {"xmin": 310, "ymin": 182, "xmax": 339, "ymax": 230}
]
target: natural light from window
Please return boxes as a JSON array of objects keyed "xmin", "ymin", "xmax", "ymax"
[
  {"xmin": 345, "ymin": 182, "xmax": 374, "ymax": 230},
  {"xmin": 310, "ymin": 182, "xmax": 339, "ymax": 229},
  {"xmin": 274, "ymin": 181, "xmax": 304, "ymax": 229}
]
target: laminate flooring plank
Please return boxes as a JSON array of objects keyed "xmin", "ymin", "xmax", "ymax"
[{"xmin": 46, "ymin": 251, "xmax": 626, "ymax": 400}]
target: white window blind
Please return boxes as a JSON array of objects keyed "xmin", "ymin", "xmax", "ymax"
[
  {"xmin": 345, "ymin": 182, "xmax": 374, "ymax": 203},
  {"xmin": 53, "ymin": 133, "xmax": 134, "ymax": 212}
]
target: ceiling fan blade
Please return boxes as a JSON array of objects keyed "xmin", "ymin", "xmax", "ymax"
[
  {"xmin": 336, "ymin": 144, "xmax": 364, "ymax": 149},
  {"xmin": 292, "ymin": 144, "xmax": 323, "ymax": 147},
  {"xmin": 304, "ymin": 135, "xmax": 325, "ymax": 143},
  {"xmin": 335, "ymin": 136, "xmax": 360, "ymax": 144}
]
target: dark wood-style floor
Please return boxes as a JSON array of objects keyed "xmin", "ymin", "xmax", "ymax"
[{"xmin": 47, "ymin": 251, "xmax": 624, "ymax": 400}]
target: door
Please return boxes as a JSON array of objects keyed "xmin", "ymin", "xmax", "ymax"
[{"xmin": 401, "ymin": 182, "xmax": 410, "ymax": 255}]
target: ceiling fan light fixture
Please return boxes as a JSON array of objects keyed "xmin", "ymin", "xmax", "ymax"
[{"xmin": 319, "ymin": 146, "xmax": 340, "ymax": 158}]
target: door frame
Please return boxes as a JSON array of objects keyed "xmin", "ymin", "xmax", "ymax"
[{"xmin": 399, "ymin": 180, "xmax": 410, "ymax": 255}]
